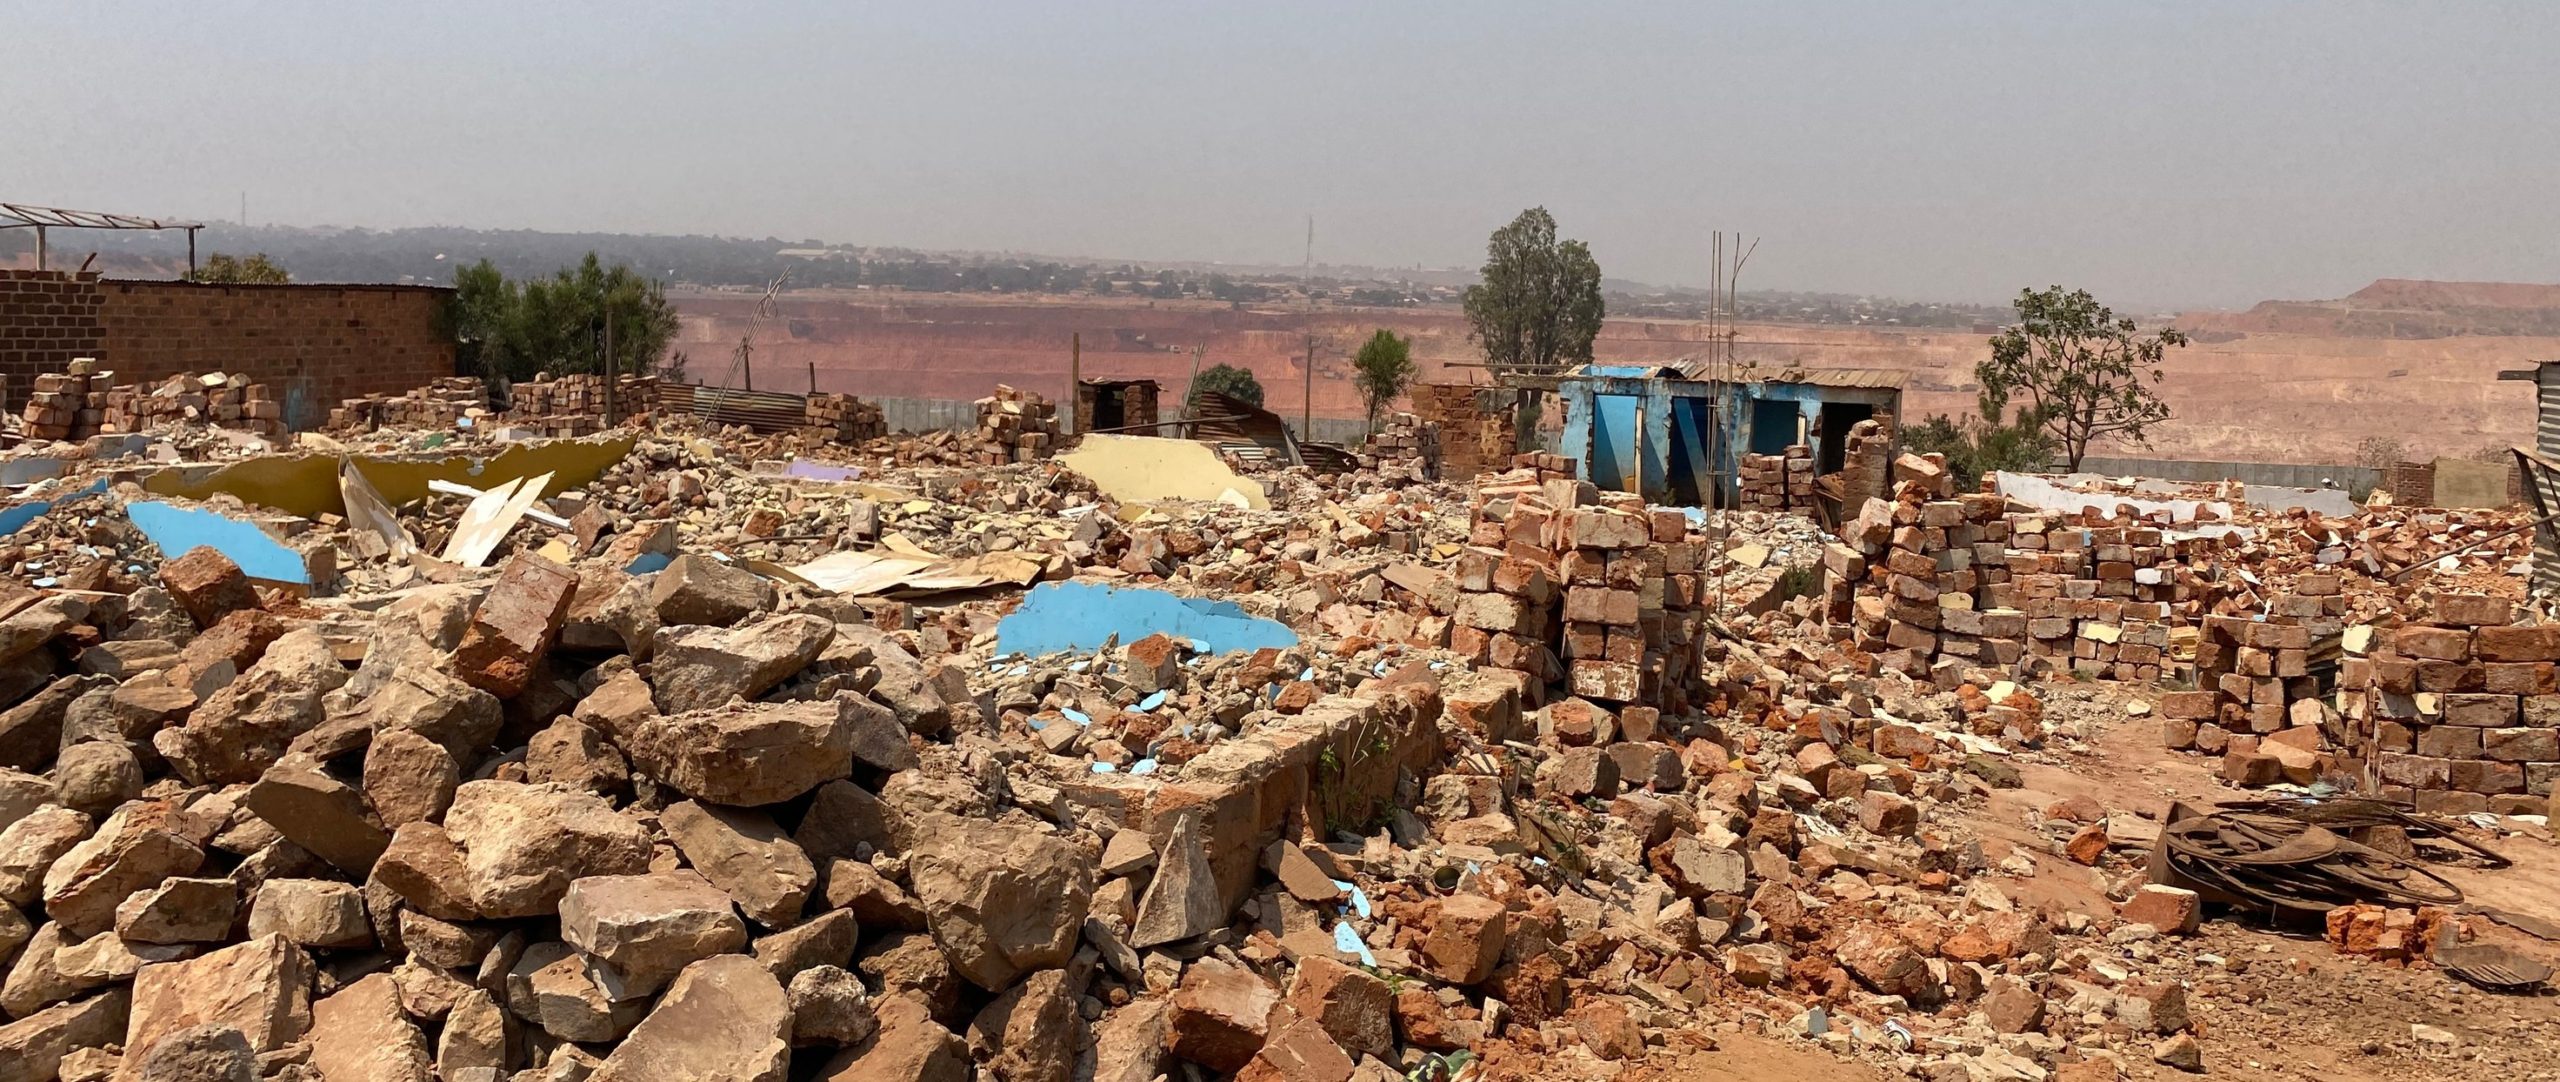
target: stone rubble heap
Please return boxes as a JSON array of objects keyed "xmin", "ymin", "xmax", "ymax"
[
  {"xmin": 1357, "ymin": 412, "xmax": 1438, "ymax": 482},
  {"xmin": 330, "ymin": 379, "xmax": 491, "ymax": 433}
]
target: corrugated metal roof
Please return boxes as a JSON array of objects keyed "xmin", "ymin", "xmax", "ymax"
[{"xmin": 1661, "ymin": 358, "xmax": 1908, "ymax": 390}]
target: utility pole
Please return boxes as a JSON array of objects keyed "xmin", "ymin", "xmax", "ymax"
[
  {"xmin": 1302, "ymin": 214, "xmax": 1315, "ymax": 437},
  {"xmin": 1068, "ymin": 332, "xmax": 1082, "ymax": 436}
]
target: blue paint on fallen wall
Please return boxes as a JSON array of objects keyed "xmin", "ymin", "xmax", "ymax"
[
  {"xmin": 997, "ymin": 581, "xmax": 1298, "ymax": 657},
  {"xmin": 0, "ymin": 501, "xmax": 51, "ymax": 538},
  {"xmin": 127, "ymin": 501, "xmax": 311, "ymax": 584}
]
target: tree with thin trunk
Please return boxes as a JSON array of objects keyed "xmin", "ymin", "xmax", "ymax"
[
  {"xmin": 1352, "ymin": 329, "xmax": 1417, "ymax": 436},
  {"xmin": 1976, "ymin": 286, "xmax": 2188, "ymax": 472}
]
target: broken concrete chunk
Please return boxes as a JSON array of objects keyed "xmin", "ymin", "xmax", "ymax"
[
  {"xmin": 124, "ymin": 934, "xmax": 315, "ymax": 1066},
  {"xmin": 907, "ymin": 814, "xmax": 1093, "ymax": 990},
  {"xmin": 246, "ymin": 878, "xmax": 375, "ymax": 950},
  {"xmin": 660, "ymin": 800, "xmax": 815, "ymax": 928},
  {"xmin": 786, "ymin": 963, "xmax": 878, "ymax": 1048},
  {"xmin": 444, "ymin": 781, "xmax": 653, "ymax": 919},
  {"xmin": 307, "ymin": 972, "xmax": 433, "ymax": 1082},
  {"xmin": 160, "ymin": 548, "xmax": 258, "ymax": 629},
  {"xmin": 648, "ymin": 555, "xmax": 776, "ymax": 627},
  {"xmin": 558, "ymin": 870, "xmax": 750, "ymax": 998},
  {"xmin": 614, "ymin": 698, "xmax": 859, "ymax": 807},
  {"xmin": 649, "ymin": 613, "xmax": 835, "ymax": 713},
  {"xmin": 590, "ymin": 954, "xmax": 789, "ymax": 1082},
  {"xmin": 242, "ymin": 760, "xmax": 391, "ymax": 878},
  {"xmin": 452, "ymin": 553, "xmax": 578, "ymax": 700}
]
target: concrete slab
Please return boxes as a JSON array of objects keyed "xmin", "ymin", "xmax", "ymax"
[
  {"xmin": 128, "ymin": 500, "xmax": 312, "ymax": 584},
  {"xmin": 997, "ymin": 581, "xmax": 1296, "ymax": 657},
  {"xmin": 1056, "ymin": 435, "xmax": 1268, "ymax": 509}
]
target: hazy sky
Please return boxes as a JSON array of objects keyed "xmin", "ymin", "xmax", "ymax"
[{"xmin": 7, "ymin": 2, "xmax": 2557, "ymax": 309}]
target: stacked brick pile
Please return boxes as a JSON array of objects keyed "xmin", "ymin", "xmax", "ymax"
[
  {"xmin": 22, "ymin": 362, "xmax": 289, "ymax": 441},
  {"xmin": 2340, "ymin": 595, "xmax": 2560, "ymax": 815},
  {"xmin": 1738, "ymin": 447, "xmax": 1815, "ymax": 511},
  {"xmin": 806, "ymin": 392, "xmax": 886, "ymax": 443},
  {"xmin": 113, "ymin": 372, "xmax": 287, "ymax": 439},
  {"xmin": 1410, "ymin": 383, "xmax": 1518, "ymax": 483},
  {"xmin": 1360, "ymin": 411, "xmax": 1440, "ymax": 477},
  {"xmin": 1450, "ymin": 472, "xmax": 1701, "ymax": 712},
  {"xmin": 1833, "ymin": 454, "xmax": 2259, "ymax": 683},
  {"xmin": 331, "ymin": 377, "xmax": 488, "ymax": 431},
  {"xmin": 2159, "ymin": 579, "xmax": 2345, "ymax": 763},
  {"xmin": 18, "ymin": 358, "xmax": 104, "ymax": 440},
  {"xmin": 505, "ymin": 374, "xmax": 662, "ymax": 435},
  {"xmin": 1839, "ymin": 417, "xmax": 1896, "ymax": 510},
  {"xmin": 975, "ymin": 384, "xmax": 1058, "ymax": 463}
]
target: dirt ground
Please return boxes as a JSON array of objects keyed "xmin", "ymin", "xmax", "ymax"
[{"xmin": 1605, "ymin": 682, "xmax": 2560, "ymax": 1082}]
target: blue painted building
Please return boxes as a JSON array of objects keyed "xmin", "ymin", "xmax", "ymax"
[{"xmin": 1556, "ymin": 361, "xmax": 1904, "ymax": 508}]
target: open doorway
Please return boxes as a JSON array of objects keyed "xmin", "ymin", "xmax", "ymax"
[{"xmin": 1816, "ymin": 403, "xmax": 1874, "ymax": 476}]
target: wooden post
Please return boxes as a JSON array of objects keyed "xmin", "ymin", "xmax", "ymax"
[
  {"xmin": 808, "ymin": 361, "xmax": 818, "ymax": 395},
  {"xmin": 1069, "ymin": 332, "xmax": 1082, "ymax": 436},
  {"xmin": 1302, "ymin": 334, "xmax": 1315, "ymax": 437},
  {"xmin": 602, "ymin": 310, "xmax": 617, "ymax": 426}
]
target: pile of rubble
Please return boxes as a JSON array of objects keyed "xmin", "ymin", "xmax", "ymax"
[
  {"xmin": 331, "ymin": 379, "xmax": 490, "ymax": 433},
  {"xmin": 19, "ymin": 364, "xmax": 289, "ymax": 442}
]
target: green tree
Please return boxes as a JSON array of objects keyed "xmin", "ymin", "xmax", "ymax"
[
  {"xmin": 1462, "ymin": 207, "xmax": 1605, "ymax": 377},
  {"xmin": 1187, "ymin": 363, "xmax": 1265, "ymax": 412},
  {"xmin": 445, "ymin": 254, "xmax": 682, "ymax": 383},
  {"xmin": 1352, "ymin": 329, "xmax": 1417, "ymax": 435},
  {"xmin": 186, "ymin": 252, "xmax": 290, "ymax": 284},
  {"xmin": 1977, "ymin": 286, "xmax": 2188, "ymax": 472},
  {"xmin": 445, "ymin": 259, "xmax": 521, "ymax": 378}
]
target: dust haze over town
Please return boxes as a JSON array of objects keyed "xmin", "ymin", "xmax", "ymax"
[{"xmin": 10, "ymin": 4, "xmax": 2560, "ymax": 463}]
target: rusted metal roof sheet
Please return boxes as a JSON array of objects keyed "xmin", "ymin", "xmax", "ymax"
[
  {"xmin": 659, "ymin": 384, "xmax": 810, "ymax": 433},
  {"xmin": 1662, "ymin": 358, "xmax": 1908, "ymax": 390}
]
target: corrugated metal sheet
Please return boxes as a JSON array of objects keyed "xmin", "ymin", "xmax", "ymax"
[
  {"xmin": 2534, "ymin": 365, "xmax": 2560, "ymax": 596},
  {"xmin": 659, "ymin": 384, "xmax": 810, "ymax": 433},
  {"xmin": 1663, "ymin": 358, "xmax": 1908, "ymax": 389}
]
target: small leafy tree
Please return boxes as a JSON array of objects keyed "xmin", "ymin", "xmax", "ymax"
[
  {"xmin": 1187, "ymin": 363, "xmax": 1264, "ymax": 411},
  {"xmin": 1352, "ymin": 329, "xmax": 1417, "ymax": 435},
  {"xmin": 1976, "ymin": 286, "xmax": 2189, "ymax": 472},
  {"xmin": 1899, "ymin": 413, "xmax": 2055, "ymax": 490},
  {"xmin": 186, "ymin": 253, "xmax": 290, "ymax": 284}
]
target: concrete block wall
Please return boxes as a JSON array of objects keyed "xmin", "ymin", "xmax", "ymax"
[
  {"xmin": 0, "ymin": 271, "xmax": 454, "ymax": 430},
  {"xmin": 0, "ymin": 270, "xmax": 109, "ymax": 406},
  {"xmin": 97, "ymin": 279, "xmax": 455, "ymax": 428}
]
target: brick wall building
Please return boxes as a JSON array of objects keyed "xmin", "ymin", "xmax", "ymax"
[{"xmin": 0, "ymin": 270, "xmax": 453, "ymax": 429}]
